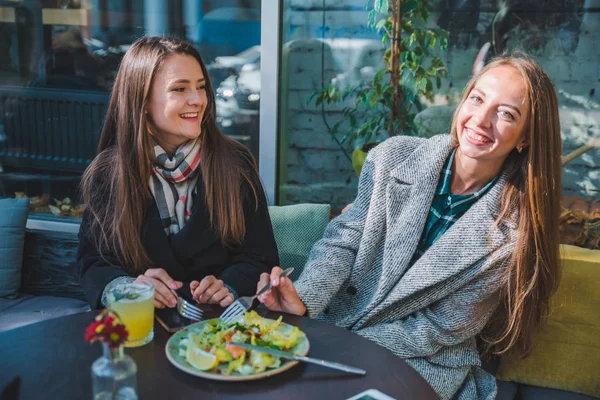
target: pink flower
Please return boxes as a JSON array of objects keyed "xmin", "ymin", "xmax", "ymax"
[{"xmin": 84, "ymin": 309, "xmax": 129, "ymax": 349}]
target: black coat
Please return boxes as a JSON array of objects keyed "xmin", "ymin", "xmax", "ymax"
[{"xmin": 77, "ymin": 172, "xmax": 279, "ymax": 309}]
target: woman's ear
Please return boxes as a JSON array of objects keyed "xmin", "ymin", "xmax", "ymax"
[{"xmin": 517, "ymin": 140, "xmax": 529, "ymax": 153}]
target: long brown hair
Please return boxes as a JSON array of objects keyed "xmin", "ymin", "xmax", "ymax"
[
  {"xmin": 450, "ymin": 53, "xmax": 562, "ymax": 358},
  {"xmin": 81, "ymin": 36, "xmax": 260, "ymax": 272}
]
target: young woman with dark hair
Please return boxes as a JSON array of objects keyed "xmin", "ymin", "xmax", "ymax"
[{"xmin": 78, "ymin": 36, "xmax": 278, "ymax": 310}]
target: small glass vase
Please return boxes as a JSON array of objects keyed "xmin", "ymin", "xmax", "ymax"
[{"xmin": 91, "ymin": 342, "xmax": 138, "ymax": 400}]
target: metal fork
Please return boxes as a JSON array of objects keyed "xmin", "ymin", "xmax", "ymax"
[
  {"xmin": 170, "ymin": 289, "xmax": 203, "ymax": 321},
  {"xmin": 220, "ymin": 267, "xmax": 294, "ymax": 325}
]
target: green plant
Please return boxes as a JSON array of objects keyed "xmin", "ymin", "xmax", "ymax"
[{"xmin": 309, "ymin": 0, "xmax": 449, "ymax": 160}]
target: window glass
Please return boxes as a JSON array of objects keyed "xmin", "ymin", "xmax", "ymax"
[
  {"xmin": 0, "ymin": 0, "xmax": 261, "ymax": 221},
  {"xmin": 278, "ymin": 1, "xmax": 599, "ymax": 214}
]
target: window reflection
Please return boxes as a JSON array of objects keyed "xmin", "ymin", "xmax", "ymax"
[
  {"xmin": 278, "ymin": 2, "xmax": 599, "ymax": 214},
  {"xmin": 0, "ymin": 0, "xmax": 262, "ymax": 221}
]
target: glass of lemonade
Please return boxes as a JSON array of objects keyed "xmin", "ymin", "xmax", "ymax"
[{"xmin": 106, "ymin": 278, "xmax": 154, "ymax": 348}]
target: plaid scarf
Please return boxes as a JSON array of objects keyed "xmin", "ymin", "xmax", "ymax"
[{"xmin": 149, "ymin": 138, "xmax": 201, "ymax": 236}]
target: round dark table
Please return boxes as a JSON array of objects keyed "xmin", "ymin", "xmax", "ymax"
[{"xmin": 0, "ymin": 308, "xmax": 438, "ymax": 399}]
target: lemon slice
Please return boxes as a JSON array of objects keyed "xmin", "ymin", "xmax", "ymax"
[{"xmin": 187, "ymin": 346, "xmax": 218, "ymax": 371}]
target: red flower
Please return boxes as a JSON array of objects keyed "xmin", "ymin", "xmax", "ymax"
[{"xmin": 84, "ymin": 309, "xmax": 129, "ymax": 349}]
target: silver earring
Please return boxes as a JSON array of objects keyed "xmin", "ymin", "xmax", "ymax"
[{"xmin": 517, "ymin": 144, "xmax": 523, "ymax": 153}]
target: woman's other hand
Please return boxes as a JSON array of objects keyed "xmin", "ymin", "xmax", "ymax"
[
  {"xmin": 190, "ymin": 276, "xmax": 235, "ymax": 307},
  {"xmin": 134, "ymin": 268, "xmax": 182, "ymax": 309},
  {"xmin": 257, "ymin": 267, "xmax": 306, "ymax": 316}
]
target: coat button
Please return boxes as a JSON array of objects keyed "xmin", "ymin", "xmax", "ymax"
[{"xmin": 346, "ymin": 286, "xmax": 357, "ymax": 295}]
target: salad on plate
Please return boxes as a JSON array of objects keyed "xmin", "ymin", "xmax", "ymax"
[{"xmin": 178, "ymin": 311, "xmax": 307, "ymax": 376}]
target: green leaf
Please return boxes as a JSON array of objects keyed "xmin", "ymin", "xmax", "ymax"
[
  {"xmin": 436, "ymin": 76, "xmax": 442, "ymax": 89},
  {"xmin": 374, "ymin": 68, "xmax": 387, "ymax": 83},
  {"xmin": 440, "ymin": 35, "xmax": 448, "ymax": 49},
  {"xmin": 415, "ymin": 100, "xmax": 424, "ymax": 112},
  {"xmin": 367, "ymin": 9, "xmax": 377, "ymax": 27},
  {"xmin": 375, "ymin": 18, "xmax": 387, "ymax": 32},
  {"xmin": 374, "ymin": 0, "xmax": 389, "ymax": 14},
  {"xmin": 426, "ymin": 79, "xmax": 433, "ymax": 93},
  {"xmin": 349, "ymin": 114, "xmax": 357, "ymax": 127},
  {"xmin": 402, "ymin": 0, "xmax": 418, "ymax": 14},
  {"xmin": 352, "ymin": 147, "xmax": 368, "ymax": 177},
  {"xmin": 417, "ymin": 31, "xmax": 425, "ymax": 47}
]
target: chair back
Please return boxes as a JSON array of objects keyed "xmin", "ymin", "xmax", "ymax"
[{"xmin": 268, "ymin": 203, "xmax": 331, "ymax": 281}]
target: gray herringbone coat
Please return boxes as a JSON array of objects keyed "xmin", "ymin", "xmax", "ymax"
[{"xmin": 295, "ymin": 134, "xmax": 519, "ymax": 400}]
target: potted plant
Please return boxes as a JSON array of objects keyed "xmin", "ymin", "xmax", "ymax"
[{"xmin": 309, "ymin": 0, "xmax": 449, "ymax": 176}]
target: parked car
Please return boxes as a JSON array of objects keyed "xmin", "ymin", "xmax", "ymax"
[
  {"xmin": 213, "ymin": 39, "xmax": 384, "ymax": 156},
  {"xmin": 207, "ymin": 45, "xmax": 260, "ymax": 89},
  {"xmin": 215, "ymin": 69, "xmax": 260, "ymax": 157}
]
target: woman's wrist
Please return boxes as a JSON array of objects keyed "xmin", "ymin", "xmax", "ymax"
[
  {"xmin": 290, "ymin": 299, "xmax": 307, "ymax": 316},
  {"xmin": 300, "ymin": 302, "xmax": 308, "ymax": 317}
]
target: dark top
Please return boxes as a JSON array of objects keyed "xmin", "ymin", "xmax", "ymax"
[{"xmin": 77, "ymin": 166, "xmax": 279, "ymax": 309}]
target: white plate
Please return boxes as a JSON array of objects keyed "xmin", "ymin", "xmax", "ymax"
[{"xmin": 165, "ymin": 317, "xmax": 310, "ymax": 381}]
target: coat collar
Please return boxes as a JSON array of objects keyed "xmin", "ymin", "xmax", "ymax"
[
  {"xmin": 389, "ymin": 135, "xmax": 517, "ymax": 225},
  {"xmin": 389, "ymin": 135, "xmax": 453, "ymax": 186}
]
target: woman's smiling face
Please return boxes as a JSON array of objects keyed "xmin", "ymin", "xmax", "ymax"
[
  {"xmin": 456, "ymin": 64, "xmax": 530, "ymax": 167},
  {"xmin": 148, "ymin": 54, "xmax": 208, "ymax": 154}
]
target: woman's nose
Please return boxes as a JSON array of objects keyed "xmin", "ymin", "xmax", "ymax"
[
  {"xmin": 187, "ymin": 91, "xmax": 202, "ymax": 106},
  {"xmin": 472, "ymin": 106, "xmax": 493, "ymax": 128}
]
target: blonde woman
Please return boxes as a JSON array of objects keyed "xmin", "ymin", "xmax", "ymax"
[
  {"xmin": 258, "ymin": 53, "xmax": 562, "ymax": 400},
  {"xmin": 78, "ymin": 37, "xmax": 278, "ymax": 310}
]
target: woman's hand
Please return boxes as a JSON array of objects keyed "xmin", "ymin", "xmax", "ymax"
[
  {"xmin": 134, "ymin": 268, "xmax": 182, "ymax": 309},
  {"xmin": 190, "ymin": 276, "xmax": 235, "ymax": 307},
  {"xmin": 257, "ymin": 267, "xmax": 306, "ymax": 316}
]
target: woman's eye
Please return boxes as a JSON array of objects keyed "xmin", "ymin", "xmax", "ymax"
[
  {"xmin": 499, "ymin": 110, "xmax": 515, "ymax": 121},
  {"xmin": 172, "ymin": 87, "xmax": 185, "ymax": 92},
  {"xmin": 197, "ymin": 85, "xmax": 206, "ymax": 91},
  {"xmin": 470, "ymin": 95, "xmax": 482, "ymax": 104}
]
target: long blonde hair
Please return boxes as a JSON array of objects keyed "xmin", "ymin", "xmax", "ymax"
[
  {"xmin": 81, "ymin": 36, "xmax": 260, "ymax": 272},
  {"xmin": 450, "ymin": 53, "xmax": 562, "ymax": 358}
]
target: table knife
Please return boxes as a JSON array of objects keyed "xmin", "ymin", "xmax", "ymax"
[{"xmin": 226, "ymin": 342, "xmax": 366, "ymax": 375}]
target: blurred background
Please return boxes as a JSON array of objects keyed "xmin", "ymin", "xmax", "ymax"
[{"xmin": 0, "ymin": 0, "xmax": 597, "ymax": 222}]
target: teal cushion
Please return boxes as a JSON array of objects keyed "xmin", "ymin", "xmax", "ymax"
[
  {"xmin": 0, "ymin": 198, "xmax": 29, "ymax": 299},
  {"xmin": 268, "ymin": 204, "xmax": 330, "ymax": 280}
]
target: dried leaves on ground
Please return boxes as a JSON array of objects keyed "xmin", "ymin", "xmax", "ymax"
[
  {"xmin": 560, "ymin": 196, "xmax": 600, "ymax": 250},
  {"xmin": 15, "ymin": 192, "xmax": 85, "ymax": 218}
]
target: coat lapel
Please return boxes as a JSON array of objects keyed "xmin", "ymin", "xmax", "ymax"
[
  {"xmin": 375, "ymin": 136, "xmax": 454, "ymax": 299},
  {"xmin": 368, "ymin": 170, "xmax": 513, "ymax": 318}
]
